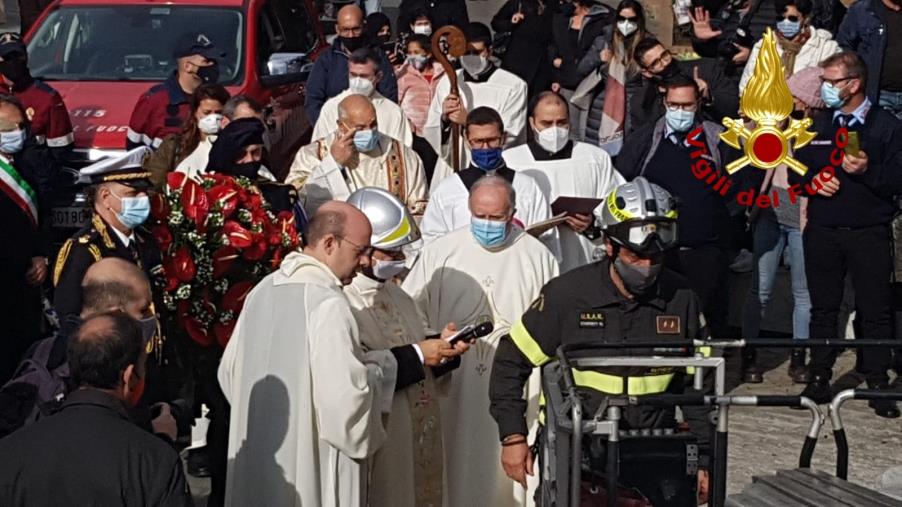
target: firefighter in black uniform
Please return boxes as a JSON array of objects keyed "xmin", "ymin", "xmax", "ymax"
[{"xmin": 489, "ymin": 177, "xmax": 713, "ymax": 505}]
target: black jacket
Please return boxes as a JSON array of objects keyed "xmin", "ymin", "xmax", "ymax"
[
  {"xmin": 550, "ymin": 4, "xmax": 612, "ymax": 89},
  {"xmin": 492, "ymin": 0, "xmax": 554, "ymax": 92},
  {"xmin": 0, "ymin": 389, "xmax": 192, "ymax": 507},
  {"xmin": 837, "ymin": 0, "xmax": 891, "ymax": 104},
  {"xmin": 793, "ymin": 105, "xmax": 902, "ymax": 228}
]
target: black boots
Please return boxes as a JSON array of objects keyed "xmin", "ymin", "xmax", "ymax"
[
  {"xmin": 788, "ymin": 348, "xmax": 811, "ymax": 384},
  {"xmin": 799, "ymin": 374, "xmax": 832, "ymax": 404},
  {"xmin": 867, "ymin": 382, "xmax": 901, "ymax": 419},
  {"xmin": 742, "ymin": 349, "xmax": 763, "ymax": 384}
]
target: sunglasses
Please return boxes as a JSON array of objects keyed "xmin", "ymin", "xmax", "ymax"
[
  {"xmin": 617, "ymin": 15, "xmax": 639, "ymax": 22},
  {"xmin": 780, "ymin": 15, "xmax": 800, "ymax": 22}
]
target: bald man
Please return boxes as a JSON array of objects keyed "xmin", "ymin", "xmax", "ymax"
[
  {"xmin": 288, "ymin": 94, "xmax": 427, "ymax": 217},
  {"xmin": 305, "ymin": 4, "xmax": 398, "ymax": 124},
  {"xmin": 220, "ymin": 201, "xmax": 450, "ymax": 506}
]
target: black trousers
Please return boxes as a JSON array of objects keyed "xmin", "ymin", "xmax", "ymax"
[
  {"xmin": 804, "ymin": 224, "xmax": 894, "ymax": 382},
  {"xmin": 665, "ymin": 244, "xmax": 730, "ymax": 339}
]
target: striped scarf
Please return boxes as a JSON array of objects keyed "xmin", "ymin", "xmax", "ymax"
[
  {"xmin": 0, "ymin": 153, "xmax": 37, "ymax": 227},
  {"xmin": 597, "ymin": 39, "xmax": 627, "ymax": 156}
]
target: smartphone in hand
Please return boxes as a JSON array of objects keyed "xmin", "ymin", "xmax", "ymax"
[{"xmin": 844, "ymin": 131, "xmax": 860, "ymax": 156}]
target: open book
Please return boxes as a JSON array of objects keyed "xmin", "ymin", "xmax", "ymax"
[{"xmin": 526, "ymin": 212, "xmax": 569, "ymax": 237}]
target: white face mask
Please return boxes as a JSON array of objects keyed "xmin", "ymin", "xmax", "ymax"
[
  {"xmin": 460, "ymin": 54, "xmax": 489, "ymax": 76},
  {"xmin": 412, "ymin": 24, "xmax": 432, "ymax": 36},
  {"xmin": 372, "ymin": 259, "xmax": 407, "ymax": 280},
  {"xmin": 197, "ymin": 113, "xmax": 223, "ymax": 135},
  {"xmin": 617, "ymin": 20, "xmax": 638, "ymax": 37},
  {"xmin": 348, "ymin": 76, "xmax": 375, "ymax": 97},
  {"xmin": 535, "ymin": 125, "xmax": 570, "ymax": 153}
]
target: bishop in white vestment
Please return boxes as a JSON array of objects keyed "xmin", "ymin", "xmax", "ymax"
[
  {"xmin": 218, "ymin": 203, "xmax": 397, "ymax": 507},
  {"xmin": 287, "ymin": 95, "xmax": 428, "ymax": 216},
  {"xmin": 403, "ymin": 177, "xmax": 559, "ymax": 507}
]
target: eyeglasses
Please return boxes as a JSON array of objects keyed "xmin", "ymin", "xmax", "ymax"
[
  {"xmin": 337, "ymin": 235, "xmax": 374, "ymax": 257},
  {"xmin": 820, "ymin": 75, "xmax": 856, "ymax": 86},
  {"xmin": 468, "ymin": 136, "xmax": 504, "ymax": 149},
  {"xmin": 643, "ymin": 49, "xmax": 672, "ymax": 70},
  {"xmin": 664, "ymin": 101, "xmax": 698, "ymax": 112},
  {"xmin": 616, "ymin": 15, "xmax": 639, "ymax": 22},
  {"xmin": 779, "ymin": 15, "xmax": 800, "ymax": 22}
]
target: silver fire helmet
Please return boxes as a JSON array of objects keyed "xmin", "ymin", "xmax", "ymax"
[{"xmin": 347, "ymin": 187, "xmax": 421, "ymax": 250}]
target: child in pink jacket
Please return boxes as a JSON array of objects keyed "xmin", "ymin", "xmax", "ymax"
[{"xmin": 397, "ymin": 34, "xmax": 446, "ymax": 137}]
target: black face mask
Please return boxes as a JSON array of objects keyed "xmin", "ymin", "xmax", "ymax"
[
  {"xmin": 375, "ymin": 34, "xmax": 391, "ymax": 45},
  {"xmin": 652, "ymin": 60, "xmax": 680, "ymax": 82},
  {"xmin": 341, "ymin": 35, "xmax": 365, "ymax": 52},
  {"xmin": 226, "ymin": 161, "xmax": 261, "ymax": 180},
  {"xmin": 0, "ymin": 59, "xmax": 30, "ymax": 86},
  {"xmin": 197, "ymin": 63, "xmax": 220, "ymax": 84},
  {"xmin": 790, "ymin": 109, "xmax": 806, "ymax": 120}
]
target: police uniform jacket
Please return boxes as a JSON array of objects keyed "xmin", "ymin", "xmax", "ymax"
[
  {"xmin": 489, "ymin": 257, "xmax": 713, "ymax": 462},
  {"xmin": 12, "ymin": 78, "xmax": 75, "ymax": 154},
  {"xmin": 53, "ymin": 214, "xmax": 162, "ymax": 323},
  {"xmin": 0, "ymin": 388, "xmax": 192, "ymax": 506}
]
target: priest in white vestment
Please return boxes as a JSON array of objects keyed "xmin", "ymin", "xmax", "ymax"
[
  {"xmin": 504, "ymin": 92, "xmax": 626, "ymax": 273},
  {"xmin": 218, "ymin": 201, "xmax": 402, "ymax": 507},
  {"xmin": 402, "ymin": 176, "xmax": 560, "ymax": 507},
  {"xmin": 312, "ymin": 48, "xmax": 413, "ymax": 146},
  {"xmin": 422, "ymin": 22, "xmax": 527, "ymax": 170},
  {"xmin": 345, "ymin": 187, "xmax": 471, "ymax": 507},
  {"xmin": 287, "ymin": 94, "xmax": 428, "ymax": 217},
  {"xmin": 420, "ymin": 106, "xmax": 560, "ymax": 259}
]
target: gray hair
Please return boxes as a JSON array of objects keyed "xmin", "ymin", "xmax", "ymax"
[
  {"xmin": 223, "ymin": 95, "xmax": 264, "ymax": 121},
  {"xmin": 469, "ymin": 174, "xmax": 516, "ymax": 212}
]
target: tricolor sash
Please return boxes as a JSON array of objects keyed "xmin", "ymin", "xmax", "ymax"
[{"xmin": 0, "ymin": 154, "xmax": 38, "ymax": 227}]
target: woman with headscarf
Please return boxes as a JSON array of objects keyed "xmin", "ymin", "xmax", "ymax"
[
  {"xmin": 365, "ymin": 12, "xmax": 402, "ymax": 66},
  {"xmin": 576, "ymin": 0, "xmax": 648, "ymax": 155}
]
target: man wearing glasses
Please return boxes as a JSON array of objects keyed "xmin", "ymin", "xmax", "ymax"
[
  {"xmin": 793, "ymin": 51, "xmax": 902, "ymax": 418},
  {"xmin": 617, "ymin": 74, "xmax": 740, "ymax": 342},
  {"xmin": 631, "ymin": 37, "xmax": 738, "ymax": 131},
  {"xmin": 305, "ymin": 5, "xmax": 400, "ymax": 125}
]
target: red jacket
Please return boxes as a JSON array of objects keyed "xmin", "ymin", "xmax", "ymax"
[
  {"xmin": 14, "ymin": 79, "xmax": 74, "ymax": 149},
  {"xmin": 126, "ymin": 72, "xmax": 190, "ymax": 149}
]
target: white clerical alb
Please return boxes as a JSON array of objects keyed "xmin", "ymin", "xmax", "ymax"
[
  {"xmin": 503, "ymin": 141, "xmax": 626, "ymax": 273},
  {"xmin": 313, "ymin": 89, "xmax": 414, "ymax": 147},
  {"xmin": 218, "ymin": 252, "xmax": 396, "ymax": 507},
  {"xmin": 403, "ymin": 227, "xmax": 559, "ymax": 507}
]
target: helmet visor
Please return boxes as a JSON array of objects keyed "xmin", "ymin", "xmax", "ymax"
[{"xmin": 611, "ymin": 220, "xmax": 678, "ymax": 254}]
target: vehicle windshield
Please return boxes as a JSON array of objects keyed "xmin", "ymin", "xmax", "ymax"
[{"xmin": 27, "ymin": 6, "xmax": 244, "ymax": 84}]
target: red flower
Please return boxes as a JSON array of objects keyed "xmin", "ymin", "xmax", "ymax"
[
  {"xmin": 222, "ymin": 281, "xmax": 254, "ymax": 313},
  {"xmin": 150, "ymin": 193, "xmax": 170, "ymax": 221},
  {"xmin": 242, "ymin": 234, "xmax": 268, "ymax": 261},
  {"xmin": 167, "ymin": 172, "xmax": 187, "ymax": 190},
  {"xmin": 207, "ymin": 184, "xmax": 239, "ymax": 218},
  {"xmin": 214, "ymin": 321, "xmax": 237, "ymax": 348},
  {"xmin": 223, "ymin": 221, "xmax": 253, "ymax": 248},
  {"xmin": 183, "ymin": 316, "xmax": 214, "ymax": 347},
  {"xmin": 152, "ymin": 225, "xmax": 173, "ymax": 252},
  {"xmin": 172, "ymin": 246, "xmax": 197, "ymax": 282},
  {"xmin": 180, "ymin": 179, "xmax": 209, "ymax": 227},
  {"xmin": 212, "ymin": 246, "xmax": 239, "ymax": 278}
]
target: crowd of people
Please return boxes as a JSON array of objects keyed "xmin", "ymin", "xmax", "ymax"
[{"xmin": 1, "ymin": 0, "xmax": 902, "ymax": 504}]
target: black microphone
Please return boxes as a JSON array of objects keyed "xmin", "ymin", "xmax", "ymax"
[{"xmin": 447, "ymin": 320, "xmax": 495, "ymax": 346}]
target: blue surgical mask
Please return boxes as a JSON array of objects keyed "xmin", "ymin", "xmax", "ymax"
[
  {"xmin": 0, "ymin": 129, "xmax": 25, "ymax": 154},
  {"xmin": 471, "ymin": 148, "xmax": 503, "ymax": 171},
  {"xmin": 471, "ymin": 217, "xmax": 509, "ymax": 248},
  {"xmin": 776, "ymin": 19, "xmax": 801, "ymax": 39},
  {"xmin": 112, "ymin": 191, "xmax": 151, "ymax": 229},
  {"xmin": 407, "ymin": 54, "xmax": 429, "ymax": 71},
  {"xmin": 353, "ymin": 129, "xmax": 380, "ymax": 152},
  {"xmin": 820, "ymin": 82, "xmax": 846, "ymax": 109},
  {"xmin": 665, "ymin": 108, "xmax": 695, "ymax": 133}
]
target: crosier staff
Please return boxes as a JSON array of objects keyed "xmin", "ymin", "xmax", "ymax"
[{"xmin": 431, "ymin": 26, "xmax": 467, "ymax": 171}]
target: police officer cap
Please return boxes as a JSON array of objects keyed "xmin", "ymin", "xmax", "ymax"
[
  {"xmin": 0, "ymin": 33, "xmax": 26, "ymax": 59},
  {"xmin": 79, "ymin": 147, "xmax": 153, "ymax": 189},
  {"xmin": 173, "ymin": 32, "xmax": 225, "ymax": 60}
]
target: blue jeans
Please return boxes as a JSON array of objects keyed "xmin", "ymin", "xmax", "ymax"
[
  {"xmin": 879, "ymin": 89, "xmax": 902, "ymax": 120},
  {"xmin": 742, "ymin": 219, "xmax": 811, "ymax": 340}
]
